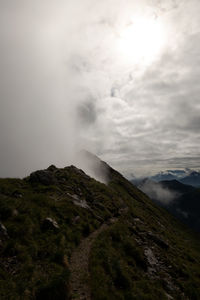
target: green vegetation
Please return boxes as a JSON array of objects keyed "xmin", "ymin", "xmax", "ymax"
[{"xmin": 0, "ymin": 162, "xmax": 199, "ymax": 299}]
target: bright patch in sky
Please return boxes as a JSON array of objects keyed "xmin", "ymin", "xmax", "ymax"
[
  {"xmin": 1, "ymin": 0, "xmax": 200, "ymax": 178},
  {"xmin": 117, "ymin": 15, "xmax": 166, "ymax": 66}
]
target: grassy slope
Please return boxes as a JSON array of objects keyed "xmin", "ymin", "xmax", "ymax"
[
  {"xmin": 90, "ymin": 168, "xmax": 200, "ymax": 299},
  {"xmin": 0, "ymin": 164, "xmax": 199, "ymax": 299}
]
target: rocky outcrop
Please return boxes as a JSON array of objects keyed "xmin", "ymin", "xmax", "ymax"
[
  {"xmin": 47, "ymin": 165, "xmax": 57, "ymax": 172},
  {"xmin": 29, "ymin": 170, "xmax": 57, "ymax": 186},
  {"xmin": 144, "ymin": 247, "xmax": 158, "ymax": 274}
]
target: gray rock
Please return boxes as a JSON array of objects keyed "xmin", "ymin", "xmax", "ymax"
[
  {"xmin": 144, "ymin": 247, "xmax": 158, "ymax": 275},
  {"xmin": 73, "ymin": 199, "xmax": 90, "ymax": 209},
  {"xmin": 68, "ymin": 193, "xmax": 90, "ymax": 209},
  {"xmin": 70, "ymin": 194, "xmax": 80, "ymax": 201},
  {"xmin": 0, "ymin": 222, "xmax": 8, "ymax": 238},
  {"xmin": 42, "ymin": 218, "xmax": 59, "ymax": 231},
  {"xmin": 133, "ymin": 217, "xmax": 143, "ymax": 224},
  {"xmin": 165, "ymin": 293, "xmax": 174, "ymax": 300},
  {"xmin": 144, "ymin": 247, "xmax": 158, "ymax": 267}
]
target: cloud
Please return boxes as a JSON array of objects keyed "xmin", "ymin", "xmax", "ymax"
[
  {"xmin": 0, "ymin": 0, "xmax": 200, "ymax": 180},
  {"xmin": 139, "ymin": 180, "xmax": 179, "ymax": 205}
]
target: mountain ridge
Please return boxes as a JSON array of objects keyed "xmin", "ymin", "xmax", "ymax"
[
  {"xmin": 138, "ymin": 169, "xmax": 200, "ymax": 188},
  {"xmin": 0, "ymin": 157, "xmax": 200, "ymax": 299}
]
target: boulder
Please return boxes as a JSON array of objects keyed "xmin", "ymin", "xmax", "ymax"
[
  {"xmin": 73, "ymin": 199, "xmax": 90, "ymax": 209},
  {"xmin": 0, "ymin": 222, "xmax": 8, "ymax": 238},
  {"xmin": 42, "ymin": 218, "xmax": 59, "ymax": 231},
  {"xmin": 47, "ymin": 165, "xmax": 57, "ymax": 172}
]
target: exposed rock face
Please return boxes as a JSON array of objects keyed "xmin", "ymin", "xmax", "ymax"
[
  {"xmin": 42, "ymin": 218, "xmax": 59, "ymax": 231},
  {"xmin": 144, "ymin": 247, "xmax": 158, "ymax": 274},
  {"xmin": 29, "ymin": 170, "xmax": 57, "ymax": 186}
]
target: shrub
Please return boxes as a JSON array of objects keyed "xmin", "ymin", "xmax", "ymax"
[
  {"xmin": 123, "ymin": 241, "xmax": 146, "ymax": 270},
  {"xmin": 113, "ymin": 261, "xmax": 131, "ymax": 290},
  {"xmin": 35, "ymin": 270, "xmax": 70, "ymax": 300}
]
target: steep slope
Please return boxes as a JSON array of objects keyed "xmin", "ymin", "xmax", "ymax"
[
  {"xmin": 0, "ymin": 159, "xmax": 200, "ymax": 300},
  {"xmin": 168, "ymin": 188, "xmax": 200, "ymax": 233}
]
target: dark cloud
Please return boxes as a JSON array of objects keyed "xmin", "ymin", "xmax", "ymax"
[{"xmin": 77, "ymin": 100, "xmax": 97, "ymax": 126}]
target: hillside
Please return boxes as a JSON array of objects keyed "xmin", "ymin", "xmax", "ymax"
[
  {"xmin": 168, "ymin": 187, "xmax": 200, "ymax": 233},
  {"xmin": 136, "ymin": 178, "xmax": 200, "ymax": 233},
  {"xmin": 160, "ymin": 180, "xmax": 195, "ymax": 194},
  {"xmin": 0, "ymin": 158, "xmax": 200, "ymax": 300}
]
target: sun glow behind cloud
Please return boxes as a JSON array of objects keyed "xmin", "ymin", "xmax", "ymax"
[
  {"xmin": 1, "ymin": 0, "xmax": 200, "ymax": 179},
  {"xmin": 117, "ymin": 15, "xmax": 166, "ymax": 67}
]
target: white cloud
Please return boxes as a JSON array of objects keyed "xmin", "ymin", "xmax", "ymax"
[{"xmin": 0, "ymin": 0, "xmax": 200, "ymax": 179}]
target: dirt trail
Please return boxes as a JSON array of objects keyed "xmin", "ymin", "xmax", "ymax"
[{"xmin": 69, "ymin": 219, "xmax": 117, "ymax": 300}]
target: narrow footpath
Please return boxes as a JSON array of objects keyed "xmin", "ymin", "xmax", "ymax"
[{"xmin": 69, "ymin": 219, "xmax": 117, "ymax": 300}]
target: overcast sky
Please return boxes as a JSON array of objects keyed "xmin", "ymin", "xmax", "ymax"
[{"xmin": 0, "ymin": 0, "xmax": 200, "ymax": 178}]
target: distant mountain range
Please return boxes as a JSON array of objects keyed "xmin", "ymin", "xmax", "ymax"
[
  {"xmin": 180, "ymin": 171, "xmax": 200, "ymax": 187},
  {"xmin": 148, "ymin": 169, "xmax": 200, "ymax": 188},
  {"xmin": 150, "ymin": 169, "xmax": 188, "ymax": 182}
]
